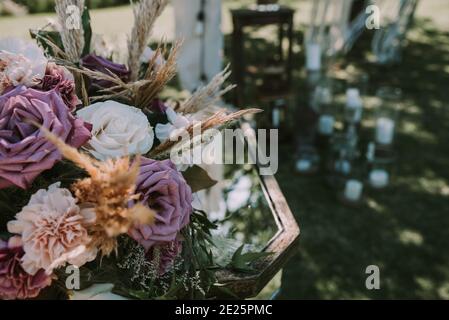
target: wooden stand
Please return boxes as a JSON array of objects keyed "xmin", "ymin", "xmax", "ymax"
[{"xmin": 231, "ymin": 6, "xmax": 295, "ymax": 106}]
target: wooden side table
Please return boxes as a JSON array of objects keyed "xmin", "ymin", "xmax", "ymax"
[{"xmin": 231, "ymin": 6, "xmax": 295, "ymax": 106}]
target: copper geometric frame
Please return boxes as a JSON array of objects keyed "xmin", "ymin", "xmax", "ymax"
[{"xmin": 214, "ymin": 122, "xmax": 300, "ymax": 299}]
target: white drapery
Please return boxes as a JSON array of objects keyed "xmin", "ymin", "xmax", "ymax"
[{"xmin": 172, "ymin": 0, "xmax": 223, "ymax": 92}]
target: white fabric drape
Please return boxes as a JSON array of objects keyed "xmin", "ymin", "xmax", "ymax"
[{"xmin": 172, "ymin": 0, "xmax": 223, "ymax": 92}]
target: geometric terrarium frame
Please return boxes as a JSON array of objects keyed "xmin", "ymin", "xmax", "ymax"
[{"xmin": 213, "ymin": 122, "xmax": 300, "ymax": 299}]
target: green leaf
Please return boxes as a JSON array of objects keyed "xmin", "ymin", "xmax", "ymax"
[
  {"xmin": 182, "ymin": 165, "xmax": 217, "ymax": 193},
  {"xmin": 30, "ymin": 30, "xmax": 64, "ymax": 58},
  {"xmin": 129, "ymin": 289, "xmax": 151, "ymax": 300},
  {"xmin": 0, "ymin": 232, "xmax": 11, "ymax": 241},
  {"xmin": 228, "ymin": 245, "xmax": 272, "ymax": 273},
  {"xmin": 81, "ymin": 7, "xmax": 92, "ymax": 56},
  {"xmin": 212, "ymin": 284, "xmax": 241, "ymax": 299}
]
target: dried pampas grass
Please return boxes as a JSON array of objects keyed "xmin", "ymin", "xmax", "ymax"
[
  {"xmin": 65, "ymin": 42, "xmax": 179, "ymax": 108},
  {"xmin": 149, "ymin": 108, "xmax": 262, "ymax": 158},
  {"xmin": 135, "ymin": 41, "xmax": 180, "ymax": 109},
  {"xmin": 177, "ymin": 65, "xmax": 236, "ymax": 114},
  {"xmin": 55, "ymin": 0, "xmax": 85, "ymax": 62},
  {"xmin": 128, "ymin": 0, "xmax": 168, "ymax": 81}
]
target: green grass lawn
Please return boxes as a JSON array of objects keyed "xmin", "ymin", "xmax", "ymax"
[
  {"xmin": 275, "ymin": 18, "xmax": 449, "ymax": 299},
  {"xmin": 1, "ymin": 1, "xmax": 449, "ymax": 299}
]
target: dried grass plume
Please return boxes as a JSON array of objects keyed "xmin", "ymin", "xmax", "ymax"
[
  {"xmin": 177, "ymin": 65, "xmax": 236, "ymax": 114},
  {"xmin": 128, "ymin": 0, "xmax": 168, "ymax": 81},
  {"xmin": 55, "ymin": 0, "xmax": 85, "ymax": 62}
]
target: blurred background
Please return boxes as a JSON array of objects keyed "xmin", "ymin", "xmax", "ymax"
[{"xmin": 1, "ymin": 0, "xmax": 448, "ymax": 299}]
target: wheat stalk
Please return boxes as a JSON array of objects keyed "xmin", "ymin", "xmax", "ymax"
[
  {"xmin": 128, "ymin": 0, "xmax": 168, "ymax": 81},
  {"xmin": 55, "ymin": 0, "xmax": 85, "ymax": 62},
  {"xmin": 149, "ymin": 108, "xmax": 262, "ymax": 157},
  {"xmin": 177, "ymin": 65, "xmax": 236, "ymax": 114},
  {"xmin": 135, "ymin": 41, "xmax": 180, "ymax": 109}
]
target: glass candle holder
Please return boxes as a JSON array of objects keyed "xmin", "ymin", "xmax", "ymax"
[
  {"xmin": 344, "ymin": 71, "xmax": 369, "ymax": 125},
  {"xmin": 343, "ymin": 179, "xmax": 364, "ymax": 202},
  {"xmin": 312, "ymin": 78, "xmax": 336, "ymax": 138},
  {"xmin": 368, "ymin": 166, "xmax": 390, "ymax": 189},
  {"xmin": 365, "ymin": 141, "xmax": 396, "ymax": 189},
  {"xmin": 373, "ymin": 87, "xmax": 401, "ymax": 147},
  {"xmin": 344, "ymin": 88, "xmax": 363, "ymax": 124},
  {"xmin": 295, "ymin": 146, "xmax": 320, "ymax": 175}
]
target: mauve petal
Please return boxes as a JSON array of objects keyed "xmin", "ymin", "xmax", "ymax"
[
  {"xmin": 81, "ymin": 54, "xmax": 130, "ymax": 94},
  {"xmin": 129, "ymin": 157, "xmax": 193, "ymax": 251},
  {"xmin": 0, "ymin": 238, "xmax": 51, "ymax": 299},
  {"xmin": 0, "ymin": 86, "xmax": 91, "ymax": 189}
]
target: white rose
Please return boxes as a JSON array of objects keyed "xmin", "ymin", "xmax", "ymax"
[
  {"xmin": 0, "ymin": 38, "xmax": 47, "ymax": 89},
  {"xmin": 77, "ymin": 101, "xmax": 154, "ymax": 160}
]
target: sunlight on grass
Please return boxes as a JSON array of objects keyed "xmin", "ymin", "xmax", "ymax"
[{"xmin": 399, "ymin": 230, "xmax": 424, "ymax": 246}]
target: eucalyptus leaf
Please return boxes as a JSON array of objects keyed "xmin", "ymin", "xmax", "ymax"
[
  {"xmin": 183, "ymin": 165, "xmax": 217, "ymax": 193},
  {"xmin": 228, "ymin": 245, "xmax": 272, "ymax": 273},
  {"xmin": 81, "ymin": 7, "xmax": 92, "ymax": 56},
  {"xmin": 30, "ymin": 30, "xmax": 64, "ymax": 58}
]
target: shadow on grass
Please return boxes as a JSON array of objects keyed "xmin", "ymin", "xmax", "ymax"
[{"xmin": 268, "ymin": 18, "xmax": 449, "ymax": 299}]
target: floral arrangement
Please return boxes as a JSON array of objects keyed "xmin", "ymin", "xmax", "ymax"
[{"xmin": 0, "ymin": 0, "xmax": 264, "ymax": 300}]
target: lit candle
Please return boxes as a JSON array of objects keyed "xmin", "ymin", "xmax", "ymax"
[
  {"xmin": 344, "ymin": 179, "xmax": 363, "ymax": 202},
  {"xmin": 375, "ymin": 117, "xmax": 395, "ymax": 145},
  {"xmin": 369, "ymin": 169, "xmax": 389, "ymax": 188},
  {"xmin": 346, "ymin": 88, "xmax": 363, "ymax": 123},
  {"xmin": 318, "ymin": 115, "xmax": 335, "ymax": 135},
  {"xmin": 296, "ymin": 159, "xmax": 311, "ymax": 172},
  {"xmin": 306, "ymin": 43, "xmax": 321, "ymax": 71}
]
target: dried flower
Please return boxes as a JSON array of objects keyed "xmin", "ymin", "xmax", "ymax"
[
  {"xmin": 81, "ymin": 54, "xmax": 130, "ymax": 95},
  {"xmin": 128, "ymin": 0, "xmax": 168, "ymax": 81},
  {"xmin": 0, "ymin": 236, "xmax": 52, "ymax": 300},
  {"xmin": 55, "ymin": 0, "xmax": 85, "ymax": 62},
  {"xmin": 7, "ymin": 183, "xmax": 97, "ymax": 275},
  {"xmin": 150, "ymin": 108, "xmax": 262, "ymax": 158},
  {"xmin": 129, "ymin": 158, "xmax": 192, "ymax": 251},
  {"xmin": 37, "ymin": 126, "xmax": 156, "ymax": 256},
  {"xmin": 41, "ymin": 62, "xmax": 81, "ymax": 110},
  {"xmin": 177, "ymin": 65, "xmax": 236, "ymax": 114},
  {"xmin": 0, "ymin": 38, "xmax": 47, "ymax": 92},
  {"xmin": 147, "ymin": 239, "xmax": 182, "ymax": 275}
]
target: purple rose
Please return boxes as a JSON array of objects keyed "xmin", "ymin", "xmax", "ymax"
[
  {"xmin": 149, "ymin": 99, "xmax": 168, "ymax": 114},
  {"xmin": 0, "ymin": 237, "xmax": 52, "ymax": 300},
  {"xmin": 147, "ymin": 239, "xmax": 182, "ymax": 275},
  {"xmin": 129, "ymin": 158, "xmax": 193, "ymax": 251},
  {"xmin": 0, "ymin": 86, "xmax": 92, "ymax": 189},
  {"xmin": 40, "ymin": 63, "xmax": 81, "ymax": 111},
  {"xmin": 81, "ymin": 54, "xmax": 130, "ymax": 94}
]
